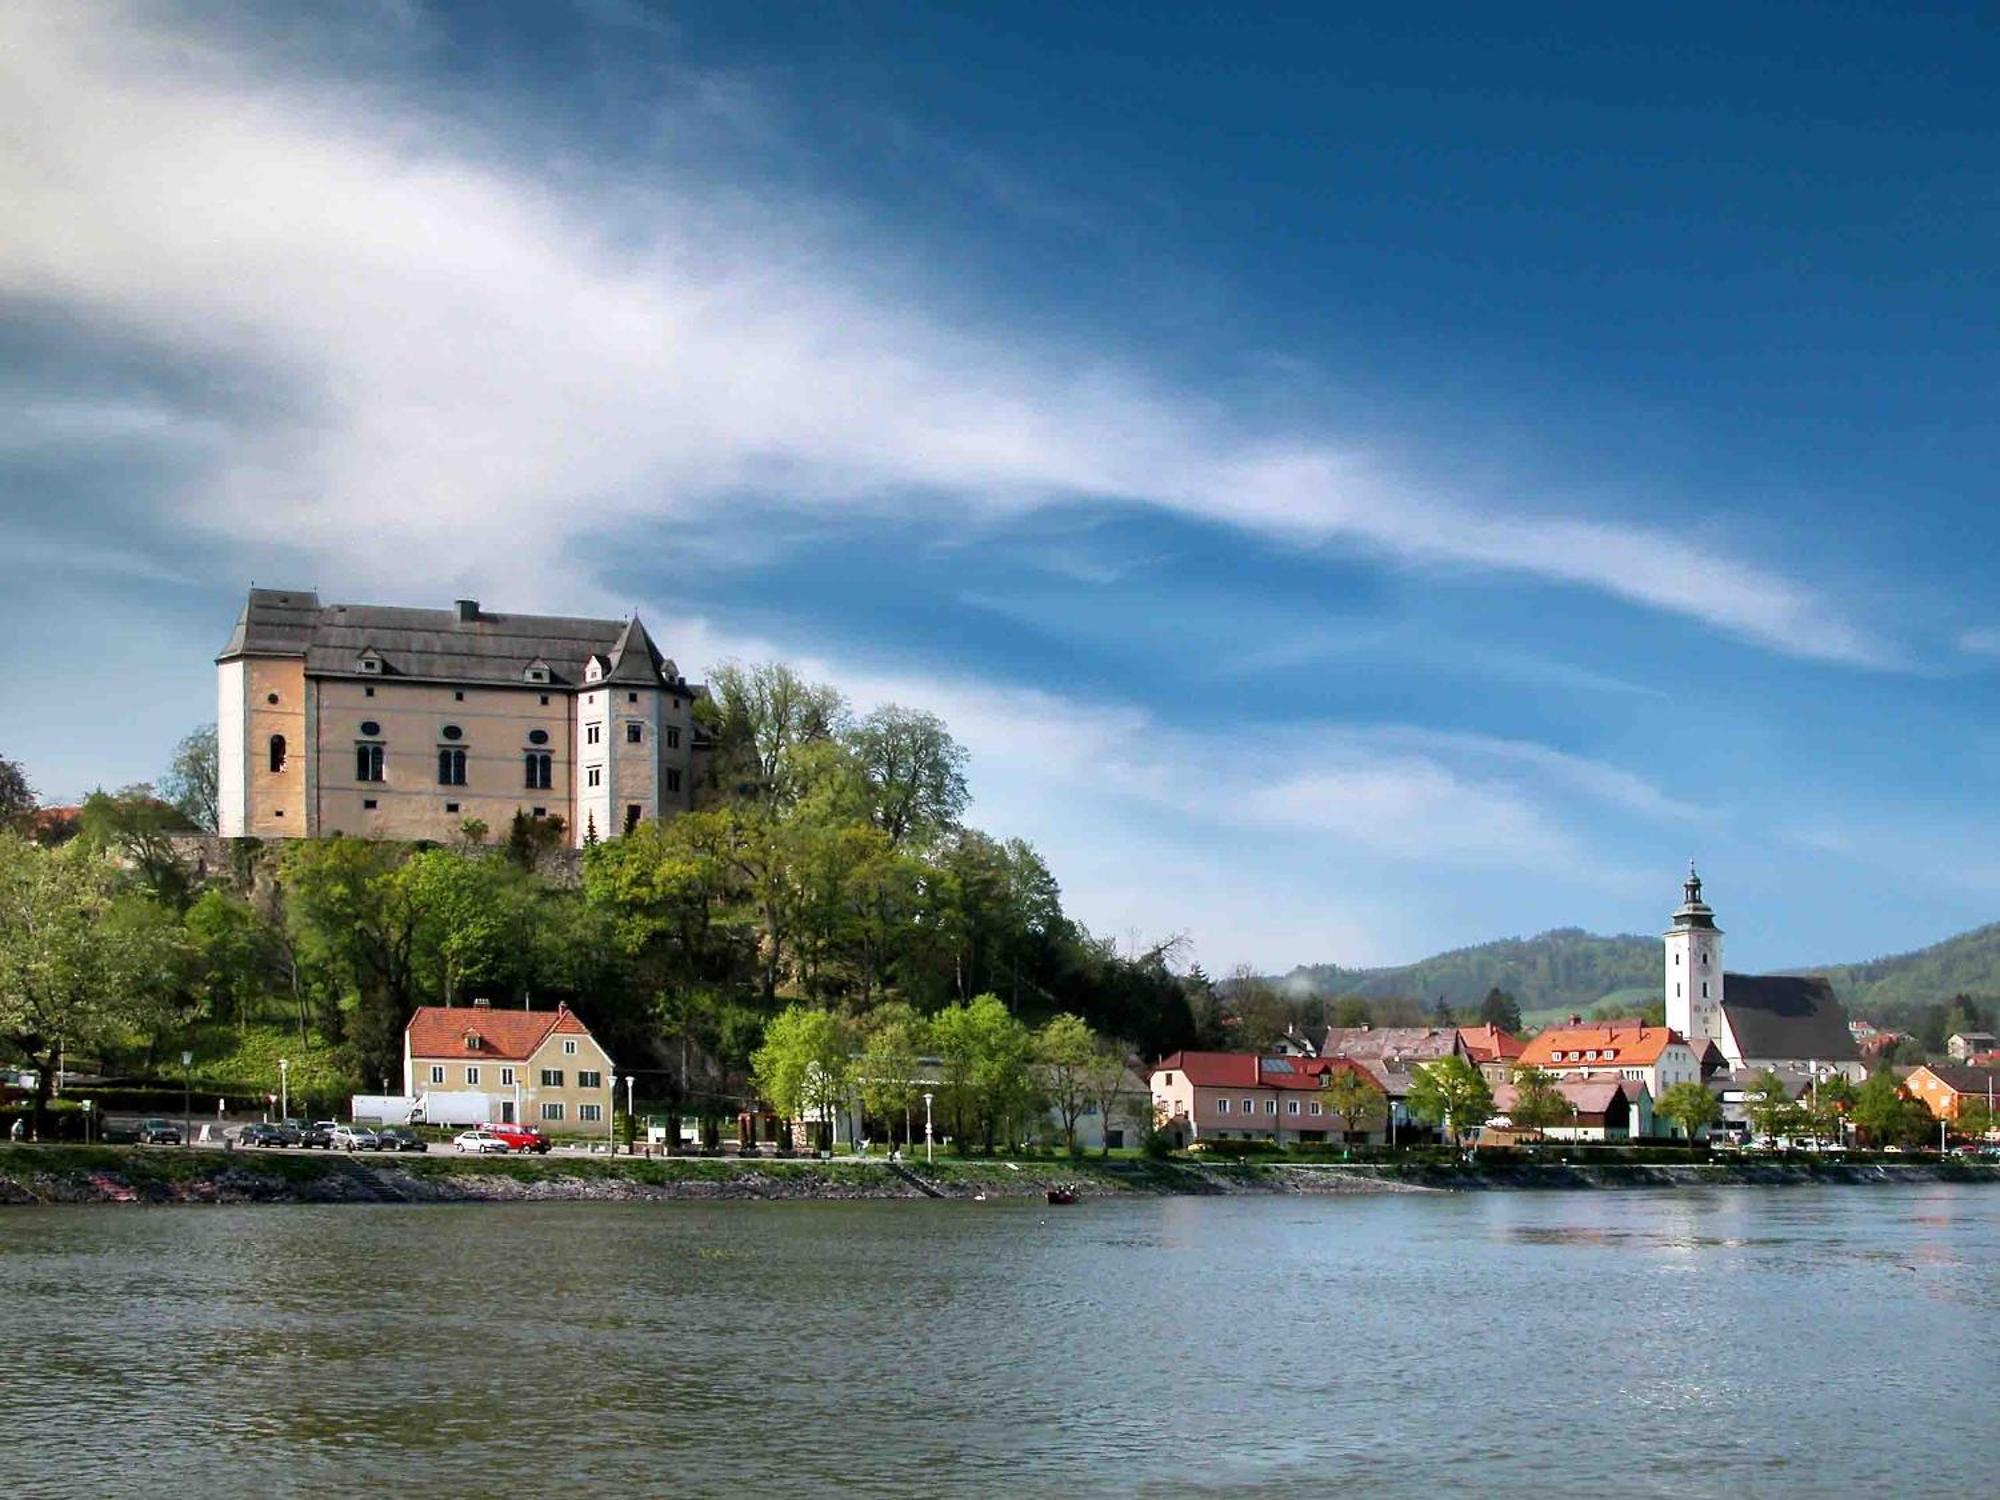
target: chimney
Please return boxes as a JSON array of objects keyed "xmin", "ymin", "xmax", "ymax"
[
  {"xmin": 472, "ymin": 997, "xmax": 490, "ymax": 1008},
  {"xmin": 455, "ymin": 598, "xmax": 480, "ymax": 622}
]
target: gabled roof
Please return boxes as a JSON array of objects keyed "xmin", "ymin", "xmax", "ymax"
[
  {"xmin": 1493, "ymin": 1076, "xmax": 1632, "ymax": 1118},
  {"xmin": 1457, "ymin": 1025, "xmax": 1527, "ymax": 1064},
  {"xmin": 1150, "ymin": 1051, "xmax": 1375, "ymax": 1092},
  {"xmin": 218, "ymin": 587, "xmax": 692, "ymax": 694},
  {"xmin": 1909, "ymin": 1063, "xmax": 2000, "ymax": 1097},
  {"xmin": 1519, "ymin": 1024, "xmax": 1688, "ymax": 1069},
  {"xmin": 1720, "ymin": 974, "xmax": 1858, "ymax": 1062},
  {"xmin": 1318, "ymin": 1027, "xmax": 1464, "ymax": 1066},
  {"xmin": 406, "ymin": 1003, "xmax": 595, "ymax": 1062}
]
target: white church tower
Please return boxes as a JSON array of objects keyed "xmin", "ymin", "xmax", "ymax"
[{"xmin": 1664, "ymin": 863, "xmax": 1729, "ymax": 1056}]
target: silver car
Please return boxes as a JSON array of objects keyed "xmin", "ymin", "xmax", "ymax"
[
  {"xmin": 453, "ymin": 1130, "xmax": 511, "ymax": 1154},
  {"xmin": 330, "ymin": 1124, "xmax": 381, "ymax": 1152}
]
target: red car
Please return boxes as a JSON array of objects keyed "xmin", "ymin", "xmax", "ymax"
[{"xmin": 480, "ymin": 1123, "xmax": 552, "ymax": 1154}]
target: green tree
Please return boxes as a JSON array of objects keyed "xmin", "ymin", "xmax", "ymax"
[
  {"xmin": 1321, "ymin": 1064, "xmax": 1385, "ymax": 1140},
  {"xmin": 279, "ymin": 837, "xmax": 423, "ymax": 1080},
  {"xmin": 1406, "ymin": 1055, "xmax": 1493, "ymax": 1148},
  {"xmin": 1478, "ymin": 987, "xmax": 1522, "ymax": 1033},
  {"xmin": 705, "ymin": 661, "xmax": 848, "ymax": 805},
  {"xmin": 751, "ymin": 1004, "xmax": 853, "ymax": 1151},
  {"xmin": 184, "ymin": 888, "xmax": 281, "ymax": 1029},
  {"xmin": 1954, "ymin": 1097, "xmax": 1996, "ymax": 1142},
  {"xmin": 0, "ymin": 754, "xmax": 36, "ymax": 832},
  {"xmin": 0, "ymin": 836, "xmax": 187, "ymax": 1135},
  {"xmin": 1743, "ymin": 1070, "xmax": 1803, "ymax": 1144},
  {"xmin": 931, "ymin": 993, "xmax": 1036, "ymax": 1153},
  {"xmin": 1330, "ymin": 996, "xmax": 1373, "ymax": 1029},
  {"xmin": 1083, "ymin": 1040, "xmax": 1139, "ymax": 1156},
  {"xmin": 1657, "ymin": 1079, "xmax": 1722, "ymax": 1142},
  {"xmin": 77, "ymin": 784, "xmax": 198, "ymax": 907},
  {"xmin": 845, "ymin": 705, "xmax": 969, "ymax": 848},
  {"xmin": 1507, "ymin": 1065, "xmax": 1575, "ymax": 1132},
  {"xmin": 857, "ymin": 1004, "xmax": 929, "ymax": 1147},
  {"xmin": 161, "ymin": 725, "xmax": 220, "ymax": 832},
  {"xmin": 395, "ymin": 849, "xmax": 518, "ymax": 1005},
  {"xmin": 1036, "ymin": 1012, "xmax": 1098, "ymax": 1153}
]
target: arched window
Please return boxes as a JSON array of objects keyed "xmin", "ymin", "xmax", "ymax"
[
  {"xmin": 438, "ymin": 747, "xmax": 467, "ymax": 786},
  {"xmin": 269, "ymin": 734, "xmax": 287, "ymax": 773}
]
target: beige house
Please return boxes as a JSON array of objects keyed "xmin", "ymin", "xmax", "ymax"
[
  {"xmin": 217, "ymin": 588, "xmax": 700, "ymax": 847},
  {"xmin": 403, "ymin": 1001, "xmax": 615, "ymax": 1134}
]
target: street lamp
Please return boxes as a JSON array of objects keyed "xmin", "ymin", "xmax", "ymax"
[
  {"xmin": 608, "ymin": 1074, "xmax": 619, "ymax": 1153},
  {"xmin": 625, "ymin": 1075, "xmax": 635, "ymax": 1154},
  {"xmin": 923, "ymin": 1091, "xmax": 934, "ymax": 1165},
  {"xmin": 278, "ymin": 1057, "xmax": 289, "ymax": 1124},
  {"xmin": 181, "ymin": 1050, "xmax": 193, "ymax": 1147}
]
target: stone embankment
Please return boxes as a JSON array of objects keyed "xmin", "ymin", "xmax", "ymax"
[{"xmin": 1, "ymin": 1145, "xmax": 1994, "ymax": 1207}]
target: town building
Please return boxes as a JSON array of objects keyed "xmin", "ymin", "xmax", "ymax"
[
  {"xmin": 1663, "ymin": 866, "xmax": 1864, "ymax": 1079},
  {"xmin": 1904, "ymin": 1063, "xmax": 2000, "ymax": 1123},
  {"xmin": 1491, "ymin": 1077, "xmax": 1651, "ymax": 1141},
  {"xmin": 1457, "ymin": 1024, "xmax": 1527, "ymax": 1084},
  {"xmin": 1149, "ymin": 1051, "xmax": 1389, "ymax": 1148},
  {"xmin": 217, "ymin": 588, "xmax": 700, "ymax": 846},
  {"xmin": 403, "ymin": 1000, "xmax": 615, "ymax": 1133},
  {"xmin": 1516, "ymin": 1022, "xmax": 1701, "ymax": 1100},
  {"xmin": 1946, "ymin": 1032, "xmax": 1997, "ymax": 1062}
]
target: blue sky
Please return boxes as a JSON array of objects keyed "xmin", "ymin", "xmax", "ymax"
[{"xmin": 4, "ymin": 0, "xmax": 1999, "ymax": 974}]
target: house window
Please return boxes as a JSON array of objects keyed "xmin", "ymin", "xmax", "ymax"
[
  {"xmin": 438, "ymin": 747, "xmax": 467, "ymax": 785},
  {"xmin": 539, "ymin": 695, "xmax": 550, "ymax": 706},
  {"xmin": 356, "ymin": 743, "xmax": 385, "ymax": 782},
  {"xmin": 363, "ymin": 798, "xmax": 377, "ymax": 809},
  {"xmin": 541, "ymin": 1102, "xmax": 564, "ymax": 1122},
  {"xmin": 627, "ymin": 692, "xmax": 638, "ymax": 703},
  {"xmin": 501, "ymin": 1068, "xmax": 515, "ymax": 1086},
  {"xmin": 268, "ymin": 734, "xmax": 287, "ymax": 773},
  {"xmin": 429, "ymin": 1066, "xmax": 445, "ymax": 1085},
  {"xmin": 441, "ymin": 724, "xmax": 463, "ymax": 741},
  {"xmin": 365, "ymin": 686, "xmax": 375, "ymax": 697},
  {"xmin": 454, "ymin": 691, "xmax": 464, "ymax": 701},
  {"xmin": 540, "ymin": 1069, "xmax": 563, "ymax": 1087},
  {"xmin": 563, "ymin": 1040, "xmax": 578, "ymax": 1056},
  {"xmin": 525, "ymin": 751, "xmax": 552, "ymax": 789},
  {"xmin": 666, "ymin": 727, "xmax": 681, "ymax": 749},
  {"xmin": 578, "ymin": 1104, "xmax": 602, "ymax": 1123},
  {"xmin": 1310, "ymin": 1101, "xmax": 1322, "ymax": 1116},
  {"xmin": 465, "ymin": 1066, "xmax": 480, "ymax": 1085},
  {"xmin": 578, "ymin": 1070, "xmax": 602, "ymax": 1089},
  {"xmin": 1287, "ymin": 1099, "xmax": 1300, "ymax": 1115},
  {"xmin": 1266, "ymin": 1099, "xmax": 1278, "ymax": 1115},
  {"xmin": 444, "ymin": 802, "xmax": 460, "ymax": 813},
  {"xmin": 1243, "ymin": 1098, "xmax": 1255, "ymax": 1114},
  {"xmin": 586, "ymin": 723, "xmax": 601, "ymax": 745},
  {"xmin": 586, "ymin": 765, "xmax": 602, "ymax": 788},
  {"xmin": 665, "ymin": 769, "xmax": 682, "ymax": 793},
  {"xmin": 624, "ymin": 804, "xmax": 641, "ymax": 834},
  {"xmin": 1702, "ymin": 982, "xmax": 1710, "ymax": 998},
  {"xmin": 625, "ymin": 722, "xmax": 643, "ymax": 743},
  {"xmin": 1216, "ymin": 1098, "xmax": 1230, "ymax": 1114},
  {"xmin": 531, "ymin": 807, "xmax": 546, "ymax": 818}
]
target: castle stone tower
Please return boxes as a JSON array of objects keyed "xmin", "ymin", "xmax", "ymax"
[{"xmin": 1664, "ymin": 863, "xmax": 1727, "ymax": 1053}]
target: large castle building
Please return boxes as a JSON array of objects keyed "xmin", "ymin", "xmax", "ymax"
[{"xmin": 217, "ymin": 588, "xmax": 698, "ymax": 846}]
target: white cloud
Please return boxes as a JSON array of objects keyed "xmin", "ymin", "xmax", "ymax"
[
  {"xmin": 0, "ymin": 1, "xmax": 1888, "ymax": 663},
  {"xmin": 1960, "ymin": 627, "xmax": 2000, "ymax": 658}
]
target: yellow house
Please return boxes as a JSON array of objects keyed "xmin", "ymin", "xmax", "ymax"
[{"xmin": 403, "ymin": 1001, "xmax": 615, "ymax": 1134}]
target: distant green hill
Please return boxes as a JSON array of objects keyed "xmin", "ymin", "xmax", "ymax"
[
  {"xmin": 1279, "ymin": 928, "xmax": 1657, "ymax": 1017},
  {"xmin": 1279, "ymin": 919, "xmax": 2000, "ymax": 1023},
  {"xmin": 1791, "ymin": 921, "xmax": 2000, "ymax": 1018}
]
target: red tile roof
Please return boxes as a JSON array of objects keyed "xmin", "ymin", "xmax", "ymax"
[
  {"xmin": 1151, "ymin": 1051, "xmax": 1377, "ymax": 1092},
  {"xmin": 1457, "ymin": 1025, "xmax": 1527, "ymax": 1064},
  {"xmin": 406, "ymin": 1003, "xmax": 592, "ymax": 1062},
  {"xmin": 1518, "ymin": 1024, "xmax": 1688, "ymax": 1070}
]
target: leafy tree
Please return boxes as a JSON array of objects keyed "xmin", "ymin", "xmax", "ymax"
[
  {"xmin": 0, "ymin": 755, "xmax": 37, "ymax": 831},
  {"xmin": 395, "ymin": 849, "xmax": 518, "ymax": 1005},
  {"xmin": 1954, "ymin": 1097, "xmax": 1996, "ymax": 1142},
  {"xmin": 931, "ymin": 993, "xmax": 1036, "ymax": 1153},
  {"xmin": 1330, "ymin": 996, "xmax": 1373, "ymax": 1028},
  {"xmin": 1850, "ymin": 1068, "xmax": 1934, "ymax": 1148},
  {"xmin": 1222, "ymin": 966, "xmax": 1292, "ymax": 1053},
  {"xmin": 857, "ymin": 1004, "xmax": 929, "ymax": 1146},
  {"xmin": 279, "ymin": 837, "xmax": 424, "ymax": 1081},
  {"xmin": 77, "ymin": 784, "xmax": 197, "ymax": 907},
  {"xmin": 1507, "ymin": 1065, "xmax": 1575, "ymax": 1132},
  {"xmin": 846, "ymin": 705, "xmax": 969, "ymax": 847},
  {"xmin": 184, "ymin": 888, "xmax": 282, "ymax": 1028},
  {"xmin": 751, "ymin": 1004, "xmax": 852, "ymax": 1151},
  {"xmin": 0, "ymin": 836, "xmax": 187, "ymax": 1135},
  {"xmin": 1321, "ymin": 1064, "xmax": 1384, "ymax": 1139},
  {"xmin": 161, "ymin": 725, "xmax": 220, "ymax": 832},
  {"xmin": 1036, "ymin": 1012, "xmax": 1098, "ymax": 1153},
  {"xmin": 1743, "ymin": 1070, "xmax": 1804, "ymax": 1144},
  {"xmin": 503, "ymin": 810, "xmax": 569, "ymax": 873},
  {"xmin": 1657, "ymin": 1079, "xmax": 1722, "ymax": 1142},
  {"xmin": 1406, "ymin": 1055, "xmax": 1493, "ymax": 1148},
  {"xmin": 1478, "ymin": 987, "xmax": 1522, "ymax": 1033},
  {"xmin": 1083, "ymin": 1040, "xmax": 1139, "ymax": 1156},
  {"xmin": 705, "ymin": 661, "xmax": 848, "ymax": 805}
]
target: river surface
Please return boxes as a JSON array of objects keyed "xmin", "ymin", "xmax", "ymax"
[{"xmin": 3, "ymin": 1184, "xmax": 1997, "ymax": 1496}]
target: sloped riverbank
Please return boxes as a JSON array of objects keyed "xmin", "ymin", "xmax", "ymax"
[{"xmin": 0, "ymin": 1144, "xmax": 1993, "ymax": 1205}]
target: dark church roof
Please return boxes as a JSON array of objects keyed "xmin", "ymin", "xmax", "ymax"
[
  {"xmin": 1721, "ymin": 974, "xmax": 1859, "ymax": 1063},
  {"xmin": 218, "ymin": 588, "xmax": 689, "ymax": 694}
]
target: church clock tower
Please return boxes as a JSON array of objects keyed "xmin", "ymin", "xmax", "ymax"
[{"xmin": 1664, "ymin": 863, "xmax": 1727, "ymax": 1053}]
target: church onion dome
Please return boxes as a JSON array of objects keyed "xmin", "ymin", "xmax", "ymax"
[{"xmin": 1670, "ymin": 861, "xmax": 1719, "ymax": 931}]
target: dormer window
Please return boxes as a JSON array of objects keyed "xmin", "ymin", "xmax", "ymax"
[
  {"xmin": 525, "ymin": 659, "xmax": 551, "ymax": 684},
  {"xmin": 585, "ymin": 656, "xmax": 605, "ymax": 683},
  {"xmin": 356, "ymin": 649, "xmax": 384, "ymax": 674},
  {"xmin": 464, "ymin": 1031, "xmax": 482, "ymax": 1051}
]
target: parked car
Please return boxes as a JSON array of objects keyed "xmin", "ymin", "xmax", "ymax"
[
  {"xmin": 481, "ymin": 1123, "xmax": 552, "ymax": 1154},
  {"xmin": 237, "ymin": 1122, "xmax": 291, "ymax": 1148},
  {"xmin": 374, "ymin": 1127, "xmax": 428, "ymax": 1153},
  {"xmin": 136, "ymin": 1117, "xmax": 182, "ymax": 1145},
  {"xmin": 330, "ymin": 1125, "xmax": 381, "ymax": 1152},
  {"xmin": 283, "ymin": 1119, "xmax": 331, "ymax": 1149},
  {"xmin": 454, "ymin": 1130, "xmax": 511, "ymax": 1154}
]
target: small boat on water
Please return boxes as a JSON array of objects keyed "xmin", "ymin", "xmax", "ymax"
[{"xmin": 1045, "ymin": 1186, "xmax": 1079, "ymax": 1205}]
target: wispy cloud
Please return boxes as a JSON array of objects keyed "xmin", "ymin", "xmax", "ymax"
[
  {"xmin": 1960, "ymin": 627, "xmax": 2000, "ymax": 658},
  {"xmin": 0, "ymin": 2, "xmax": 1889, "ymax": 664}
]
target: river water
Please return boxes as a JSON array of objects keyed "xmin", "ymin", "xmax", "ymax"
[{"xmin": 3, "ymin": 1184, "xmax": 1996, "ymax": 1496}]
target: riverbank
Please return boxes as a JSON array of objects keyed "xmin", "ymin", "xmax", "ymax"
[{"xmin": 2, "ymin": 1144, "xmax": 1997, "ymax": 1205}]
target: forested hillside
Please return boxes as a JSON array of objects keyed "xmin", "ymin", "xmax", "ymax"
[{"xmin": 1279, "ymin": 928, "xmax": 1657, "ymax": 1017}]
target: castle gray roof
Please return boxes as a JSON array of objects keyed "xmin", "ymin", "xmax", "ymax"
[
  {"xmin": 218, "ymin": 588, "xmax": 689, "ymax": 693},
  {"xmin": 1721, "ymin": 974, "xmax": 1859, "ymax": 1064}
]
